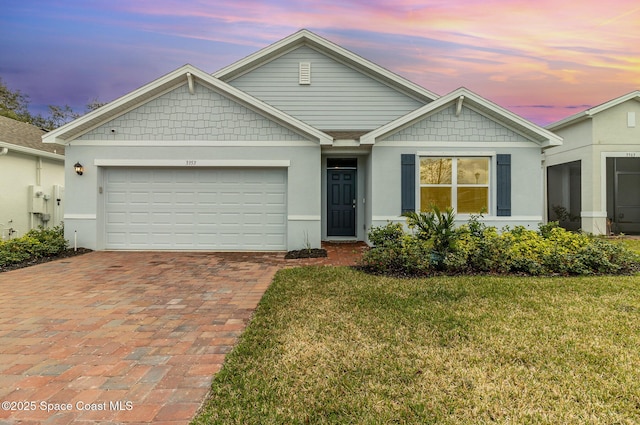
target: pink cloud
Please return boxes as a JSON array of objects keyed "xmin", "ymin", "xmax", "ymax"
[{"xmin": 9, "ymin": 0, "xmax": 640, "ymax": 125}]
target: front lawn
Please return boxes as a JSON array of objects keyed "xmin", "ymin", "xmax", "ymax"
[
  {"xmin": 617, "ymin": 237, "xmax": 640, "ymax": 254},
  {"xmin": 193, "ymin": 266, "xmax": 640, "ymax": 424}
]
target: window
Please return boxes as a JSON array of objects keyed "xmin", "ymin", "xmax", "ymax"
[{"xmin": 420, "ymin": 157, "xmax": 489, "ymax": 213}]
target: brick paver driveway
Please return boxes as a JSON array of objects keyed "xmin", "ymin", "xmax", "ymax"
[{"xmin": 0, "ymin": 251, "xmax": 281, "ymax": 424}]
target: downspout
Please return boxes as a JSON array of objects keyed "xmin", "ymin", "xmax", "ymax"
[
  {"xmin": 32, "ymin": 157, "xmax": 42, "ymax": 229},
  {"xmin": 36, "ymin": 156, "xmax": 42, "ymax": 186}
]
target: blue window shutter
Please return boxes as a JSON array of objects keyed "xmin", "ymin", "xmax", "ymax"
[
  {"xmin": 401, "ymin": 154, "xmax": 415, "ymax": 213},
  {"xmin": 496, "ymin": 154, "xmax": 511, "ymax": 216}
]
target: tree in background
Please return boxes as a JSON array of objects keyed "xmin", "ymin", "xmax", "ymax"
[
  {"xmin": 0, "ymin": 78, "xmax": 33, "ymax": 123},
  {"xmin": 0, "ymin": 78, "xmax": 106, "ymax": 130}
]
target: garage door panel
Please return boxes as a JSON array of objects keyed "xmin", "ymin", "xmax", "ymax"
[
  {"xmin": 129, "ymin": 212, "xmax": 150, "ymax": 224},
  {"xmin": 150, "ymin": 212, "xmax": 172, "ymax": 224},
  {"xmin": 129, "ymin": 233, "xmax": 150, "ymax": 245},
  {"xmin": 265, "ymin": 213, "xmax": 286, "ymax": 225},
  {"xmin": 265, "ymin": 193, "xmax": 286, "ymax": 204},
  {"xmin": 243, "ymin": 213, "xmax": 263, "ymax": 224},
  {"xmin": 129, "ymin": 192, "xmax": 151, "ymax": 204},
  {"xmin": 106, "ymin": 232, "xmax": 127, "ymax": 245},
  {"xmin": 106, "ymin": 212, "xmax": 127, "ymax": 225},
  {"xmin": 152, "ymin": 192, "xmax": 173, "ymax": 205},
  {"xmin": 104, "ymin": 168, "xmax": 287, "ymax": 250},
  {"xmin": 107, "ymin": 191, "xmax": 128, "ymax": 204},
  {"xmin": 175, "ymin": 212, "xmax": 196, "ymax": 224},
  {"xmin": 173, "ymin": 192, "xmax": 197, "ymax": 204}
]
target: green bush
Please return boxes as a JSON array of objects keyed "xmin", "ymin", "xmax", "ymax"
[
  {"xmin": 403, "ymin": 206, "xmax": 456, "ymax": 261},
  {"xmin": 0, "ymin": 225, "xmax": 68, "ymax": 267},
  {"xmin": 365, "ymin": 222, "xmax": 433, "ymax": 275},
  {"xmin": 367, "ymin": 222, "xmax": 404, "ymax": 248},
  {"xmin": 361, "ymin": 212, "xmax": 640, "ymax": 277}
]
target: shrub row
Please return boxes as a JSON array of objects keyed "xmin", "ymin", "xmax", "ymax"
[
  {"xmin": 0, "ymin": 225, "xmax": 68, "ymax": 267},
  {"xmin": 361, "ymin": 210, "xmax": 640, "ymax": 276}
]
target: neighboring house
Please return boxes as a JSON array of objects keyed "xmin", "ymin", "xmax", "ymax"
[
  {"xmin": 0, "ymin": 115, "xmax": 65, "ymax": 239},
  {"xmin": 545, "ymin": 91, "xmax": 640, "ymax": 235},
  {"xmin": 43, "ymin": 30, "xmax": 561, "ymax": 251}
]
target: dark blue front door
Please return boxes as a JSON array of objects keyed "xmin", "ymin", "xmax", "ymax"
[{"xmin": 327, "ymin": 169, "xmax": 356, "ymax": 236}]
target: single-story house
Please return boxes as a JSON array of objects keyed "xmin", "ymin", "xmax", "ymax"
[
  {"xmin": 43, "ymin": 29, "xmax": 561, "ymax": 251},
  {"xmin": 0, "ymin": 115, "xmax": 65, "ymax": 239},
  {"xmin": 545, "ymin": 91, "xmax": 640, "ymax": 235}
]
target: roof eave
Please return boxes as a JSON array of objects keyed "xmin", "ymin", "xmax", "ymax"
[
  {"xmin": 0, "ymin": 141, "xmax": 65, "ymax": 161},
  {"xmin": 42, "ymin": 65, "xmax": 202, "ymax": 145},
  {"xmin": 42, "ymin": 64, "xmax": 332, "ymax": 146},
  {"xmin": 361, "ymin": 88, "xmax": 562, "ymax": 146},
  {"xmin": 547, "ymin": 91, "xmax": 640, "ymax": 132},
  {"xmin": 546, "ymin": 112, "xmax": 591, "ymax": 132}
]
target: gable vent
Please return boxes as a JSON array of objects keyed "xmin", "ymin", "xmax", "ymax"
[{"xmin": 299, "ymin": 62, "xmax": 311, "ymax": 85}]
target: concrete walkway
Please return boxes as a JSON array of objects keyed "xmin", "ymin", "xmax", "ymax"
[{"xmin": 0, "ymin": 243, "xmax": 366, "ymax": 424}]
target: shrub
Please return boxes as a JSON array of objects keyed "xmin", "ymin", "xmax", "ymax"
[
  {"xmin": 363, "ymin": 222, "xmax": 435, "ymax": 275},
  {"xmin": 403, "ymin": 206, "xmax": 457, "ymax": 269},
  {"xmin": 0, "ymin": 225, "xmax": 68, "ymax": 267},
  {"xmin": 368, "ymin": 222, "xmax": 404, "ymax": 248},
  {"xmin": 361, "ymin": 213, "xmax": 640, "ymax": 277}
]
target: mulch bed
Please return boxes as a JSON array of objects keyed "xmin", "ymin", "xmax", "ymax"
[
  {"xmin": 0, "ymin": 248, "xmax": 93, "ymax": 273},
  {"xmin": 284, "ymin": 248, "xmax": 328, "ymax": 259}
]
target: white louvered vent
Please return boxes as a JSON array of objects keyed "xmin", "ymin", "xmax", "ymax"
[{"xmin": 299, "ymin": 62, "xmax": 311, "ymax": 85}]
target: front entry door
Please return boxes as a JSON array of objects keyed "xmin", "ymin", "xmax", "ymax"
[{"xmin": 327, "ymin": 169, "xmax": 356, "ymax": 236}]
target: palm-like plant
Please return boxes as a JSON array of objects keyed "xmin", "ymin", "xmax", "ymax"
[{"xmin": 402, "ymin": 206, "xmax": 457, "ymax": 267}]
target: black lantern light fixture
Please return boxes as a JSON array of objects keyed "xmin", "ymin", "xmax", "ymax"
[{"xmin": 74, "ymin": 162, "xmax": 84, "ymax": 176}]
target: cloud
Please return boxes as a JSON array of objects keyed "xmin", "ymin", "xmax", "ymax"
[{"xmin": 2, "ymin": 0, "xmax": 639, "ymax": 126}]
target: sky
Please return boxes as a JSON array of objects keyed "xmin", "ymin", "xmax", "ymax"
[{"xmin": 1, "ymin": 0, "xmax": 638, "ymax": 126}]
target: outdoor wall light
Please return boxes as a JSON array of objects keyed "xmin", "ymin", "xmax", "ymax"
[{"xmin": 74, "ymin": 162, "xmax": 84, "ymax": 176}]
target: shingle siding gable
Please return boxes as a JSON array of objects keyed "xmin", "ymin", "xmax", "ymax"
[
  {"xmin": 227, "ymin": 45, "xmax": 426, "ymax": 131},
  {"xmin": 383, "ymin": 105, "xmax": 531, "ymax": 142},
  {"xmin": 77, "ymin": 83, "xmax": 309, "ymax": 141}
]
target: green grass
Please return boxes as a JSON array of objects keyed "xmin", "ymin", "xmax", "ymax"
[
  {"xmin": 192, "ymin": 267, "xmax": 640, "ymax": 425},
  {"xmin": 616, "ymin": 237, "xmax": 640, "ymax": 254}
]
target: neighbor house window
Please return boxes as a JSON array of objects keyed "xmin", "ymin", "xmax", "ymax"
[{"xmin": 420, "ymin": 157, "xmax": 489, "ymax": 213}]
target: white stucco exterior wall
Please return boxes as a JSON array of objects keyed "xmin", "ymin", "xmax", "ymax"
[{"xmin": 0, "ymin": 150, "xmax": 64, "ymax": 239}]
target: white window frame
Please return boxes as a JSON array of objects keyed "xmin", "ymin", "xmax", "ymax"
[{"xmin": 418, "ymin": 153, "xmax": 493, "ymax": 215}]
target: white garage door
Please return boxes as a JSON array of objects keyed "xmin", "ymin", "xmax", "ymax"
[{"xmin": 104, "ymin": 168, "xmax": 287, "ymax": 250}]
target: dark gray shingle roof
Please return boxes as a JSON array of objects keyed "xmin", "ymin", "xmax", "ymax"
[{"xmin": 0, "ymin": 115, "xmax": 64, "ymax": 156}]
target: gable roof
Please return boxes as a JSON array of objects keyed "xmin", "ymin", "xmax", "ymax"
[
  {"xmin": 361, "ymin": 87, "xmax": 563, "ymax": 147},
  {"xmin": 0, "ymin": 115, "xmax": 64, "ymax": 160},
  {"xmin": 547, "ymin": 90, "xmax": 640, "ymax": 131},
  {"xmin": 213, "ymin": 29, "xmax": 438, "ymax": 104},
  {"xmin": 43, "ymin": 64, "xmax": 333, "ymax": 145}
]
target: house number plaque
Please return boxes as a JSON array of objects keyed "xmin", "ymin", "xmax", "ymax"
[{"xmin": 185, "ymin": 160, "xmax": 197, "ymax": 166}]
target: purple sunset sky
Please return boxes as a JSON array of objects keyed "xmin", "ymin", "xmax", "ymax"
[{"xmin": 1, "ymin": 0, "xmax": 638, "ymax": 126}]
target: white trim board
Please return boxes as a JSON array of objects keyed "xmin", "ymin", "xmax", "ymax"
[
  {"xmin": 371, "ymin": 215, "xmax": 543, "ymax": 222},
  {"xmin": 94, "ymin": 159, "xmax": 291, "ymax": 167},
  {"xmin": 69, "ymin": 140, "xmax": 315, "ymax": 147},
  {"xmin": 288, "ymin": 215, "xmax": 321, "ymax": 221},
  {"xmin": 64, "ymin": 214, "xmax": 97, "ymax": 220}
]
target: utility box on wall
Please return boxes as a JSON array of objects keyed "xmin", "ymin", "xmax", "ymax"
[{"xmin": 28, "ymin": 185, "xmax": 45, "ymax": 214}]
